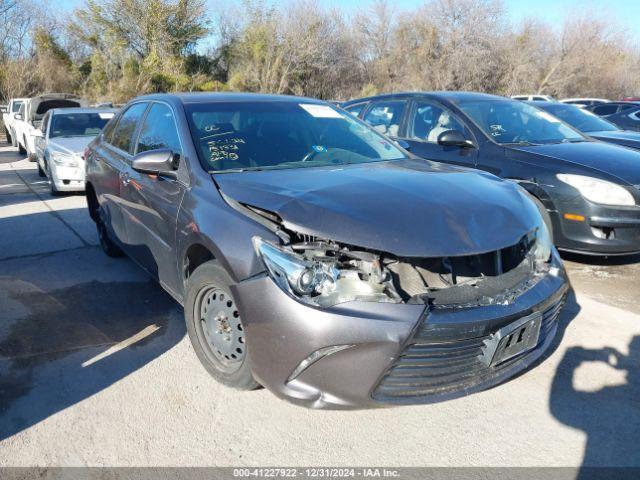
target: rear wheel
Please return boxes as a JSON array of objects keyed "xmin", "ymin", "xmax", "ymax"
[
  {"xmin": 4, "ymin": 127, "xmax": 11, "ymax": 145},
  {"xmin": 96, "ymin": 209, "xmax": 123, "ymax": 257},
  {"xmin": 185, "ymin": 261, "xmax": 258, "ymax": 390},
  {"xmin": 37, "ymin": 162, "xmax": 45, "ymax": 177},
  {"xmin": 18, "ymin": 140, "xmax": 26, "ymax": 154}
]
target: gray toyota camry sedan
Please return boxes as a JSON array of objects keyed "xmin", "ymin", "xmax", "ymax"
[{"xmin": 85, "ymin": 93, "xmax": 569, "ymax": 409}]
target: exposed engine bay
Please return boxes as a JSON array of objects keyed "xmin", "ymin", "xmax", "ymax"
[
  {"xmin": 252, "ymin": 224, "xmax": 552, "ymax": 309},
  {"xmin": 225, "ymin": 195, "xmax": 554, "ymax": 309}
]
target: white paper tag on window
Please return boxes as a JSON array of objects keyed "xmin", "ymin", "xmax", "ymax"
[
  {"xmin": 98, "ymin": 112, "xmax": 115, "ymax": 119},
  {"xmin": 535, "ymin": 111, "xmax": 561, "ymax": 123},
  {"xmin": 299, "ymin": 104, "xmax": 343, "ymax": 118}
]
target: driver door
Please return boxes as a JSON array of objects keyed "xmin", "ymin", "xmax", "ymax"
[
  {"xmin": 400, "ymin": 99, "xmax": 478, "ymax": 168},
  {"xmin": 120, "ymin": 101, "xmax": 186, "ymax": 295}
]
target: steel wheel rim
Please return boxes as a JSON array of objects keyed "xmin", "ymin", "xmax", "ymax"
[{"xmin": 194, "ymin": 286, "xmax": 245, "ymax": 374}]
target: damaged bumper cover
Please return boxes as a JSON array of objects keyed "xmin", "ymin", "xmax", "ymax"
[{"xmin": 232, "ymin": 249, "xmax": 569, "ymax": 410}]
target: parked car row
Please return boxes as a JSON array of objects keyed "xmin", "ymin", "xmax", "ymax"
[{"xmin": 3, "ymin": 88, "xmax": 640, "ymax": 410}]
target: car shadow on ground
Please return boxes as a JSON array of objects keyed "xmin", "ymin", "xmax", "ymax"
[
  {"xmin": 0, "ymin": 209, "xmax": 185, "ymax": 441},
  {"xmin": 550, "ymin": 335, "xmax": 640, "ymax": 473},
  {"xmin": 560, "ymin": 250, "xmax": 640, "ymax": 266}
]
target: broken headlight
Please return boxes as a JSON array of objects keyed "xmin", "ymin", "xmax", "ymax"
[
  {"xmin": 531, "ymin": 223, "xmax": 553, "ymax": 267},
  {"xmin": 252, "ymin": 237, "xmax": 401, "ymax": 307}
]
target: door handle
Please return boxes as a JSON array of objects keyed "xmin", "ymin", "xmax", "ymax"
[{"xmin": 120, "ymin": 172, "xmax": 130, "ymax": 186}]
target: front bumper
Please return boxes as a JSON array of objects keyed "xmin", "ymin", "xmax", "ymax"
[
  {"xmin": 232, "ymin": 254, "xmax": 569, "ymax": 409},
  {"xmin": 50, "ymin": 163, "xmax": 86, "ymax": 192},
  {"xmin": 553, "ymin": 194, "xmax": 640, "ymax": 255}
]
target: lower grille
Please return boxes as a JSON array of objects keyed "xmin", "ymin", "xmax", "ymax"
[{"xmin": 372, "ymin": 295, "xmax": 566, "ymax": 402}]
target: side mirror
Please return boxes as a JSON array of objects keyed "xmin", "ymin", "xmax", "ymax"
[
  {"xmin": 132, "ymin": 148, "xmax": 178, "ymax": 179},
  {"xmin": 395, "ymin": 139, "xmax": 411, "ymax": 151},
  {"xmin": 0, "ymin": 106, "xmax": 7, "ymax": 114},
  {"xmin": 14, "ymin": 113, "xmax": 23, "ymax": 121},
  {"xmin": 437, "ymin": 130, "xmax": 474, "ymax": 148}
]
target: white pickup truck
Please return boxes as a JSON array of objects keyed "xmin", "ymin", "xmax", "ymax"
[
  {"xmin": 13, "ymin": 94, "xmax": 88, "ymax": 160},
  {"xmin": 2, "ymin": 98, "xmax": 28, "ymax": 146}
]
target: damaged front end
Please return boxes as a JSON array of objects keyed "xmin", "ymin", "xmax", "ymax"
[{"xmin": 252, "ymin": 223, "xmax": 555, "ymax": 310}]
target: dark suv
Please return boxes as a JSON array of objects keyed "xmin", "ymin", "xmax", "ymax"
[{"xmin": 85, "ymin": 93, "xmax": 568, "ymax": 409}]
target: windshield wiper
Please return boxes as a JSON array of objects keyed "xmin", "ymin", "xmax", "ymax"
[{"xmin": 503, "ymin": 140, "xmax": 541, "ymax": 146}]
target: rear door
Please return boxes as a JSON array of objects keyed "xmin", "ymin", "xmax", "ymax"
[
  {"xmin": 400, "ymin": 98, "xmax": 478, "ymax": 168},
  {"xmin": 35, "ymin": 111, "xmax": 51, "ymax": 162},
  {"xmin": 91, "ymin": 102, "xmax": 149, "ymax": 246},
  {"xmin": 120, "ymin": 101, "xmax": 186, "ymax": 293}
]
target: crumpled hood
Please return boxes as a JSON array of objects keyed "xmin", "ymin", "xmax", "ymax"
[
  {"xmin": 588, "ymin": 130, "xmax": 640, "ymax": 150},
  {"xmin": 510, "ymin": 141, "xmax": 640, "ymax": 185},
  {"xmin": 213, "ymin": 159, "xmax": 541, "ymax": 258},
  {"xmin": 48, "ymin": 136, "xmax": 93, "ymax": 156}
]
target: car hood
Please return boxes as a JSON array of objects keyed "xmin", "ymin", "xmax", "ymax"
[
  {"xmin": 48, "ymin": 136, "xmax": 93, "ymax": 156},
  {"xmin": 510, "ymin": 141, "xmax": 640, "ymax": 185},
  {"xmin": 213, "ymin": 159, "xmax": 541, "ymax": 258},
  {"xmin": 587, "ymin": 130, "xmax": 640, "ymax": 150}
]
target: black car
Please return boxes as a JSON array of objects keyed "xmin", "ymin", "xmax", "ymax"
[
  {"xmin": 585, "ymin": 102, "xmax": 640, "ymax": 132},
  {"xmin": 530, "ymin": 101, "xmax": 640, "ymax": 150},
  {"xmin": 85, "ymin": 92, "xmax": 567, "ymax": 409},
  {"xmin": 342, "ymin": 92, "xmax": 640, "ymax": 255}
]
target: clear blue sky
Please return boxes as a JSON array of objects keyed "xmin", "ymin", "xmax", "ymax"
[{"xmin": 57, "ymin": 0, "xmax": 640, "ymax": 44}]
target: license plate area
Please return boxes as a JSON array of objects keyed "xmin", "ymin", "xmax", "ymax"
[{"xmin": 479, "ymin": 312, "xmax": 543, "ymax": 367}]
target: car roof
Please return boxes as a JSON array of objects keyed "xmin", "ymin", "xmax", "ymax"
[
  {"xmin": 50, "ymin": 107, "xmax": 118, "ymax": 115},
  {"xmin": 132, "ymin": 92, "xmax": 326, "ymax": 105},
  {"xmin": 342, "ymin": 91, "xmax": 510, "ymax": 106}
]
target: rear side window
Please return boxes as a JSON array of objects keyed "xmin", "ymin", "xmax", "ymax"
[
  {"xmin": 110, "ymin": 103, "xmax": 148, "ymax": 153},
  {"xmin": 136, "ymin": 103, "xmax": 182, "ymax": 155},
  {"xmin": 362, "ymin": 101, "xmax": 406, "ymax": 137},
  {"xmin": 591, "ymin": 105, "xmax": 618, "ymax": 116}
]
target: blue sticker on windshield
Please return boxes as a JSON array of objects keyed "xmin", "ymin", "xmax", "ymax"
[{"xmin": 312, "ymin": 145, "xmax": 327, "ymax": 152}]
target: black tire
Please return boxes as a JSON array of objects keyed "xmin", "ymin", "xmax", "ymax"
[
  {"xmin": 528, "ymin": 194, "xmax": 554, "ymax": 243},
  {"xmin": 5, "ymin": 128, "xmax": 11, "ymax": 145},
  {"xmin": 18, "ymin": 141, "xmax": 26, "ymax": 154},
  {"xmin": 185, "ymin": 260, "xmax": 258, "ymax": 390},
  {"xmin": 96, "ymin": 210, "xmax": 123, "ymax": 257},
  {"xmin": 37, "ymin": 162, "xmax": 46, "ymax": 177},
  {"xmin": 50, "ymin": 179, "xmax": 61, "ymax": 196},
  {"xmin": 28, "ymin": 152, "xmax": 36, "ymax": 162}
]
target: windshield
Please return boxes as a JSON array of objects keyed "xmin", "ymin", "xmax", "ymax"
[
  {"xmin": 50, "ymin": 112, "xmax": 114, "ymax": 138},
  {"xmin": 11, "ymin": 100, "xmax": 23, "ymax": 112},
  {"xmin": 456, "ymin": 99, "xmax": 586, "ymax": 145},
  {"xmin": 538, "ymin": 104, "xmax": 619, "ymax": 133},
  {"xmin": 185, "ymin": 101, "xmax": 406, "ymax": 172}
]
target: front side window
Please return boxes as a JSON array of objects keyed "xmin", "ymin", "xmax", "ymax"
[
  {"xmin": 110, "ymin": 103, "xmax": 148, "ymax": 153},
  {"xmin": 362, "ymin": 101, "xmax": 406, "ymax": 137},
  {"xmin": 456, "ymin": 99, "xmax": 585, "ymax": 145},
  {"xmin": 136, "ymin": 103, "xmax": 182, "ymax": 155},
  {"xmin": 50, "ymin": 112, "xmax": 115, "ymax": 138},
  {"xmin": 343, "ymin": 103, "xmax": 367, "ymax": 117},
  {"xmin": 11, "ymin": 100, "xmax": 23, "ymax": 113},
  {"xmin": 185, "ymin": 101, "xmax": 406, "ymax": 173},
  {"xmin": 410, "ymin": 102, "xmax": 465, "ymax": 143},
  {"xmin": 540, "ymin": 105, "xmax": 618, "ymax": 133}
]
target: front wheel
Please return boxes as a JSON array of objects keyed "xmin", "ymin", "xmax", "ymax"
[
  {"xmin": 37, "ymin": 162, "xmax": 46, "ymax": 177},
  {"xmin": 184, "ymin": 261, "xmax": 258, "ymax": 390}
]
